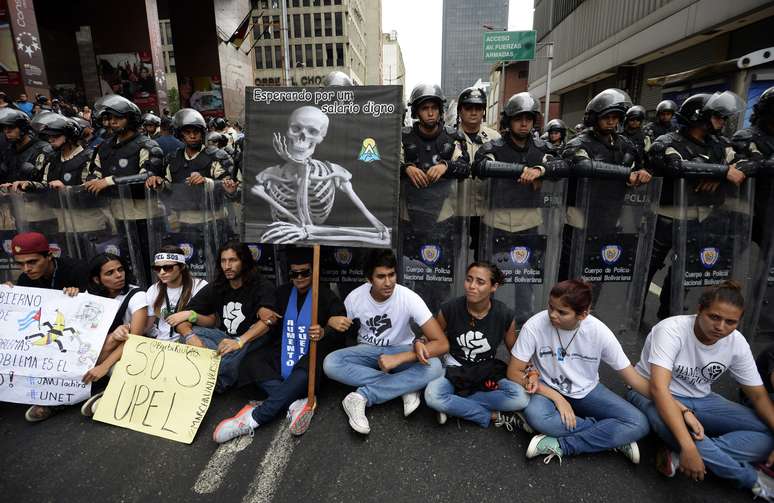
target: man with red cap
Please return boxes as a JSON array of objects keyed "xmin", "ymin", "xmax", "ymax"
[{"xmin": 8, "ymin": 231, "xmax": 88, "ymax": 295}]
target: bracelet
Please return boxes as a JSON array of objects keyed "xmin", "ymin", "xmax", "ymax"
[
  {"xmin": 187, "ymin": 310, "xmax": 198, "ymax": 324},
  {"xmin": 183, "ymin": 332, "xmax": 195, "ymax": 343},
  {"xmin": 236, "ymin": 337, "xmax": 244, "ymax": 349}
]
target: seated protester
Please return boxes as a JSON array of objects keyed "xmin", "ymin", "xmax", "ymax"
[
  {"xmin": 323, "ymin": 249, "xmax": 448, "ymax": 435},
  {"xmin": 10, "ymin": 231, "xmax": 88, "ymax": 294},
  {"xmin": 212, "ymin": 247, "xmax": 350, "ymax": 442},
  {"xmin": 628, "ymin": 281, "xmax": 774, "ymax": 500},
  {"xmin": 145, "ymin": 246, "xmax": 207, "ymax": 342},
  {"xmin": 424, "ymin": 261, "xmax": 532, "ymax": 428},
  {"xmin": 175, "ymin": 241, "xmax": 276, "ymax": 393},
  {"xmin": 508, "ymin": 279, "xmax": 651, "ymax": 464},
  {"xmin": 80, "ymin": 252, "xmax": 148, "ymax": 417}
]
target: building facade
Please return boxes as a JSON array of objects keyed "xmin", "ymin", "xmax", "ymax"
[
  {"xmin": 441, "ymin": 0, "xmax": 510, "ymax": 100},
  {"xmin": 382, "ymin": 31, "xmax": 405, "ymax": 87},
  {"xmin": 528, "ymin": 0, "xmax": 774, "ymax": 127},
  {"xmin": 251, "ymin": 0, "xmax": 377, "ymax": 86}
]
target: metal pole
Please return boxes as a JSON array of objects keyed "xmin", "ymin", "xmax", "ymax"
[
  {"xmin": 543, "ymin": 43, "xmax": 553, "ymax": 129},
  {"xmin": 280, "ymin": 0, "xmax": 291, "ymax": 85},
  {"xmin": 501, "ymin": 61, "xmax": 506, "ymax": 117}
]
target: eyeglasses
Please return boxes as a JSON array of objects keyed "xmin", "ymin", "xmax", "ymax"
[
  {"xmin": 152, "ymin": 264, "xmax": 177, "ymax": 273},
  {"xmin": 288, "ymin": 268, "xmax": 312, "ymax": 279}
]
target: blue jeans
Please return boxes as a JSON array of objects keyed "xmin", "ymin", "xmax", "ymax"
[
  {"xmin": 523, "ymin": 382, "xmax": 649, "ymax": 456},
  {"xmin": 251, "ymin": 368, "xmax": 309, "ymax": 425},
  {"xmin": 194, "ymin": 327, "xmax": 264, "ymax": 393},
  {"xmin": 424, "ymin": 376, "xmax": 530, "ymax": 427},
  {"xmin": 628, "ymin": 390, "xmax": 774, "ymax": 489},
  {"xmin": 323, "ymin": 344, "xmax": 443, "ymax": 406}
]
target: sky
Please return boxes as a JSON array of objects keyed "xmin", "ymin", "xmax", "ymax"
[{"xmin": 381, "ymin": 0, "xmax": 535, "ymax": 99}]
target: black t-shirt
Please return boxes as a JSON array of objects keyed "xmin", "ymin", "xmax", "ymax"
[
  {"xmin": 186, "ymin": 275, "xmax": 276, "ymax": 337},
  {"xmin": 16, "ymin": 256, "xmax": 89, "ymax": 291},
  {"xmin": 441, "ymin": 296, "xmax": 514, "ymax": 366},
  {"xmin": 756, "ymin": 343, "xmax": 774, "ymax": 394}
]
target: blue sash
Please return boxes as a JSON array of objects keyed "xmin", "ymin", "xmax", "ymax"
[{"xmin": 281, "ymin": 287, "xmax": 312, "ymax": 379}]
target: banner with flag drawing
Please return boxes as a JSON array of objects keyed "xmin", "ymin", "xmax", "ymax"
[{"xmin": 0, "ymin": 285, "xmax": 119, "ymax": 406}]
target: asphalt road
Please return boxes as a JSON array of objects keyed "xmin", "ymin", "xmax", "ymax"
[{"xmin": 0, "ymin": 286, "xmax": 767, "ymax": 503}]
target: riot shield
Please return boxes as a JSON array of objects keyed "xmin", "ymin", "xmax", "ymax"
[
  {"xmin": 399, "ymin": 178, "xmax": 468, "ymax": 316},
  {"xmin": 58, "ymin": 185, "xmax": 118, "ymax": 262},
  {"xmin": 569, "ymin": 178, "xmax": 663, "ymax": 336},
  {"xmin": 478, "ymin": 177, "xmax": 567, "ymax": 326},
  {"xmin": 320, "ymin": 246, "xmax": 368, "ymax": 299},
  {"xmin": 146, "ymin": 182, "xmax": 217, "ymax": 281},
  {"xmin": 0, "ymin": 189, "xmax": 22, "ymax": 281},
  {"xmin": 746, "ymin": 182, "xmax": 774, "ymax": 338},
  {"xmin": 111, "ymin": 182, "xmax": 159, "ymax": 288},
  {"xmin": 670, "ymin": 179, "xmax": 753, "ymax": 317}
]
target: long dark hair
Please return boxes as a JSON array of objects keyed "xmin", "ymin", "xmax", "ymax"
[
  {"xmin": 87, "ymin": 252, "xmax": 134, "ymax": 298},
  {"xmin": 152, "ymin": 245, "xmax": 195, "ymax": 317},
  {"xmin": 214, "ymin": 241, "xmax": 259, "ymax": 293}
]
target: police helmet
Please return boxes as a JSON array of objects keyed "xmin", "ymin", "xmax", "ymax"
[
  {"xmin": 625, "ymin": 105, "xmax": 646, "ymax": 122},
  {"xmin": 323, "ymin": 71, "xmax": 354, "ymax": 87},
  {"xmin": 676, "ymin": 94, "xmax": 711, "ymax": 127},
  {"xmin": 408, "ymin": 83, "xmax": 445, "ymax": 118},
  {"xmin": 212, "ymin": 117, "xmax": 227, "ymax": 130},
  {"xmin": 0, "ymin": 108, "xmax": 32, "ymax": 132},
  {"xmin": 583, "ymin": 88, "xmax": 632, "ymax": 126},
  {"xmin": 545, "ymin": 118, "xmax": 567, "ymax": 133},
  {"xmin": 656, "ymin": 100, "xmax": 677, "ymax": 114},
  {"xmin": 704, "ymin": 90, "xmax": 745, "ymax": 119},
  {"xmin": 457, "ymin": 87, "xmax": 487, "ymax": 111},
  {"xmin": 99, "ymin": 94, "xmax": 142, "ymax": 128},
  {"xmin": 173, "ymin": 108, "xmax": 207, "ymax": 133},
  {"xmin": 500, "ymin": 92, "xmax": 540, "ymax": 130},
  {"xmin": 752, "ymin": 85, "xmax": 774, "ymax": 125},
  {"xmin": 207, "ymin": 131, "xmax": 228, "ymax": 149},
  {"xmin": 31, "ymin": 112, "xmax": 80, "ymax": 140},
  {"xmin": 142, "ymin": 112, "xmax": 161, "ymax": 127}
]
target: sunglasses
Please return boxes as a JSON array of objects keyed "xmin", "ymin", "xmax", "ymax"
[
  {"xmin": 153, "ymin": 264, "xmax": 178, "ymax": 273},
  {"xmin": 288, "ymin": 268, "xmax": 312, "ymax": 279}
]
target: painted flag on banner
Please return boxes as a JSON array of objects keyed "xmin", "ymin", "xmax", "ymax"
[{"xmin": 17, "ymin": 308, "xmax": 42, "ymax": 331}]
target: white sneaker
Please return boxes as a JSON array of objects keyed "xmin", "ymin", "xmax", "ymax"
[
  {"xmin": 437, "ymin": 411, "xmax": 447, "ymax": 425},
  {"xmin": 80, "ymin": 392, "xmax": 104, "ymax": 417},
  {"xmin": 493, "ymin": 412, "xmax": 517, "ymax": 432},
  {"xmin": 342, "ymin": 392, "xmax": 370, "ymax": 434},
  {"xmin": 753, "ymin": 469, "xmax": 774, "ymax": 502},
  {"xmin": 287, "ymin": 398, "xmax": 314, "ymax": 436},
  {"xmin": 402, "ymin": 391, "xmax": 421, "ymax": 417},
  {"xmin": 615, "ymin": 441, "xmax": 641, "ymax": 464}
]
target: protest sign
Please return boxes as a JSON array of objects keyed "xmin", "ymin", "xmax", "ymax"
[
  {"xmin": 0, "ymin": 286, "xmax": 118, "ymax": 406},
  {"xmin": 243, "ymin": 85, "xmax": 402, "ymax": 248},
  {"xmin": 94, "ymin": 336, "xmax": 220, "ymax": 444}
]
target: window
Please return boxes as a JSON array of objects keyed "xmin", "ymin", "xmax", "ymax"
[
  {"xmin": 305, "ymin": 44, "xmax": 313, "ymax": 67},
  {"xmin": 168, "ymin": 54, "xmax": 175, "ymax": 73},
  {"xmin": 315, "ymin": 44, "xmax": 323, "ymax": 67},
  {"xmin": 272, "ymin": 15, "xmax": 280, "ymax": 39},
  {"xmin": 334, "ymin": 12, "xmax": 342, "ymax": 36},
  {"xmin": 293, "ymin": 15, "xmax": 301, "ymax": 38},
  {"xmin": 313, "ymin": 13, "xmax": 322, "ymax": 37},
  {"xmin": 303, "ymin": 13, "xmax": 311, "ymax": 37},
  {"xmin": 295, "ymin": 45, "xmax": 303, "ymax": 67},
  {"xmin": 275, "ymin": 45, "xmax": 282, "ymax": 69},
  {"xmin": 302, "ymin": 0, "xmax": 310, "ymax": 6},
  {"xmin": 336, "ymin": 43, "xmax": 343, "ymax": 66},
  {"xmin": 324, "ymin": 0, "xmax": 331, "ymax": 5},
  {"xmin": 324, "ymin": 13, "xmax": 332, "ymax": 36},
  {"xmin": 292, "ymin": 0, "xmax": 300, "ymax": 6},
  {"xmin": 265, "ymin": 46, "xmax": 273, "ymax": 68},
  {"xmin": 334, "ymin": 0, "xmax": 341, "ymax": 4},
  {"xmin": 259, "ymin": 0, "xmax": 269, "ymax": 8},
  {"xmin": 326, "ymin": 44, "xmax": 334, "ymax": 67},
  {"xmin": 255, "ymin": 47, "xmax": 264, "ymax": 69}
]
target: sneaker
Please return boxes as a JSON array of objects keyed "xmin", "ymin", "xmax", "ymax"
[
  {"xmin": 80, "ymin": 392, "xmax": 104, "ymax": 417},
  {"xmin": 437, "ymin": 412, "xmax": 447, "ymax": 425},
  {"xmin": 526, "ymin": 434, "xmax": 563, "ymax": 464},
  {"xmin": 212, "ymin": 404, "xmax": 257, "ymax": 443},
  {"xmin": 24, "ymin": 405, "xmax": 54, "ymax": 423},
  {"xmin": 655, "ymin": 446, "xmax": 679, "ymax": 477},
  {"xmin": 493, "ymin": 412, "xmax": 516, "ymax": 432},
  {"xmin": 514, "ymin": 412, "xmax": 534, "ymax": 434},
  {"xmin": 615, "ymin": 441, "xmax": 641, "ymax": 464},
  {"xmin": 287, "ymin": 398, "xmax": 314, "ymax": 436},
  {"xmin": 342, "ymin": 392, "xmax": 370, "ymax": 434},
  {"xmin": 402, "ymin": 391, "xmax": 421, "ymax": 417},
  {"xmin": 753, "ymin": 469, "xmax": 774, "ymax": 502}
]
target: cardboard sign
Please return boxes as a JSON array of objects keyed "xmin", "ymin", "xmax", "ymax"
[{"xmin": 94, "ymin": 336, "xmax": 220, "ymax": 444}]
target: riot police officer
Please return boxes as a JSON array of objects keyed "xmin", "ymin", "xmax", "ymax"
[
  {"xmin": 142, "ymin": 112, "xmax": 162, "ymax": 139},
  {"xmin": 0, "ymin": 108, "xmax": 51, "ymax": 188},
  {"xmin": 29, "ymin": 113, "xmax": 92, "ymax": 189},
  {"xmin": 644, "ymin": 99, "xmax": 678, "ymax": 146},
  {"xmin": 646, "ymin": 91, "xmax": 746, "ymax": 319},
  {"xmin": 400, "ymin": 83, "xmax": 470, "ymax": 313},
  {"xmin": 623, "ymin": 105, "xmax": 647, "ymax": 156},
  {"xmin": 542, "ymin": 118, "xmax": 567, "ymax": 150}
]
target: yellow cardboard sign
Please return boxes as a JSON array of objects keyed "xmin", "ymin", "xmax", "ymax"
[{"xmin": 94, "ymin": 335, "xmax": 220, "ymax": 444}]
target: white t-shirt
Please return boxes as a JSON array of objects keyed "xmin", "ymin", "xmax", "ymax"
[
  {"xmin": 114, "ymin": 287, "xmax": 149, "ymax": 326},
  {"xmin": 145, "ymin": 279, "xmax": 208, "ymax": 340},
  {"xmin": 512, "ymin": 310, "xmax": 630, "ymax": 399},
  {"xmin": 635, "ymin": 315, "xmax": 762, "ymax": 398},
  {"xmin": 344, "ymin": 283, "xmax": 433, "ymax": 347}
]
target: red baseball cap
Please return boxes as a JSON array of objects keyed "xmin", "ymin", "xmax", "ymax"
[{"xmin": 11, "ymin": 232, "xmax": 50, "ymax": 255}]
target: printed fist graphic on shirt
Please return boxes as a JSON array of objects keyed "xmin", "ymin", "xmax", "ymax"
[
  {"xmin": 365, "ymin": 314, "xmax": 392, "ymax": 338},
  {"xmin": 457, "ymin": 330, "xmax": 491, "ymax": 362},
  {"xmin": 222, "ymin": 301, "xmax": 245, "ymax": 335}
]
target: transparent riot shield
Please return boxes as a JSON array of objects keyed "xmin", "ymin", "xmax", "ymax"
[
  {"xmin": 146, "ymin": 182, "xmax": 217, "ymax": 281},
  {"xmin": 747, "ymin": 182, "xmax": 774, "ymax": 338},
  {"xmin": 8, "ymin": 189, "xmax": 70, "ymax": 258},
  {"xmin": 58, "ymin": 185, "xmax": 118, "ymax": 263},
  {"xmin": 0, "ymin": 189, "xmax": 21, "ymax": 281},
  {"xmin": 320, "ymin": 246, "xmax": 369, "ymax": 299},
  {"xmin": 209, "ymin": 181, "xmax": 280, "ymax": 285},
  {"xmin": 112, "ymin": 183, "xmax": 158, "ymax": 288},
  {"xmin": 479, "ymin": 178, "xmax": 567, "ymax": 326},
  {"xmin": 399, "ymin": 178, "xmax": 468, "ymax": 316},
  {"xmin": 671, "ymin": 179, "xmax": 753, "ymax": 317},
  {"xmin": 569, "ymin": 178, "xmax": 663, "ymax": 336}
]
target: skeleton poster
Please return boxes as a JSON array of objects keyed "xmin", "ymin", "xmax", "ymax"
[
  {"xmin": 243, "ymin": 86, "xmax": 402, "ymax": 248},
  {"xmin": 0, "ymin": 286, "xmax": 119, "ymax": 406}
]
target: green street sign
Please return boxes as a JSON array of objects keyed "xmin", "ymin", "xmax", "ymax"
[{"xmin": 483, "ymin": 30, "xmax": 537, "ymax": 63}]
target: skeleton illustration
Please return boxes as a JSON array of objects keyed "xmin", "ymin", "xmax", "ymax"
[{"xmin": 251, "ymin": 106, "xmax": 390, "ymax": 245}]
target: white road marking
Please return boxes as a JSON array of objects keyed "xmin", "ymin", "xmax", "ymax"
[
  {"xmin": 193, "ymin": 435, "xmax": 255, "ymax": 494},
  {"xmin": 649, "ymin": 282, "xmax": 662, "ymax": 296},
  {"xmin": 241, "ymin": 427, "xmax": 296, "ymax": 503}
]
